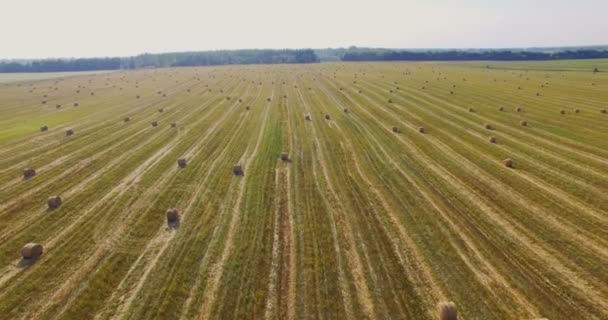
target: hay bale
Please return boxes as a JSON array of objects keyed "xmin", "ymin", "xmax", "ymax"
[
  {"xmin": 124, "ymin": 117, "xmax": 130, "ymax": 122},
  {"xmin": 498, "ymin": 106, "xmax": 504, "ymax": 112},
  {"xmin": 267, "ymin": 97, "xmax": 272, "ymax": 102},
  {"xmin": 73, "ymin": 102, "xmax": 79, "ymax": 107},
  {"xmin": 484, "ymin": 124, "xmax": 493, "ymax": 130},
  {"xmin": 65, "ymin": 128, "xmax": 74, "ymax": 136},
  {"xmin": 468, "ymin": 108, "xmax": 475, "ymax": 113},
  {"xmin": 47, "ymin": 195, "xmax": 62, "ymax": 209},
  {"xmin": 177, "ymin": 159, "xmax": 187, "ymax": 168},
  {"xmin": 171, "ymin": 122, "xmax": 177, "ymax": 128},
  {"xmin": 305, "ymin": 114, "xmax": 311, "ymax": 121},
  {"xmin": 23, "ymin": 168, "xmax": 36, "ymax": 179},
  {"xmin": 21, "ymin": 243, "xmax": 43, "ymax": 260},
  {"xmin": 325, "ymin": 114, "xmax": 331, "ymax": 120},
  {"xmin": 238, "ymin": 98, "xmax": 243, "ymax": 103},
  {"xmin": 358, "ymin": 90, "xmax": 362, "ymax": 94},
  {"xmin": 560, "ymin": 109, "xmax": 566, "ymax": 114},
  {"xmin": 233, "ymin": 164, "xmax": 243, "ymax": 176},
  {"xmin": 40, "ymin": 126, "xmax": 48, "ymax": 132},
  {"xmin": 503, "ymin": 158, "xmax": 514, "ymax": 168},
  {"xmin": 56, "ymin": 104, "xmax": 61, "ymax": 109},
  {"xmin": 388, "ymin": 99, "xmax": 393, "ymax": 103},
  {"xmin": 245, "ymin": 106, "xmax": 250, "ymax": 111},
  {"xmin": 489, "ymin": 136, "xmax": 497, "ymax": 143},
  {"xmin": 158, "ymin": 108, "xmax": 164, "ymax": 113},
  {"xmin": 516, "ymin": 107, "xmax": 522, "ymax": 112},
  {"xmin": 343, "ymin": 108, "xmax": 348, "ymax": 113},
  {"xmin": 226, "ymin": 97, "xmax": 231, "ymax": 101},
  {"xmin": 392, "ymin": 126, "xmax": 400, "ymax": 133},
  {"xmin": 280, "ymin": 152, "xmax": 289, "ymax": 161},
  {"xmin": 520, "ymin": 120, "xmax": 528, "ymax": 126},
  {"xmin": 42, "ymin": 101, "xmax": 47, "ymax": 105},
  {"xmin": 151, "ymin": 121, "xmax": 158, "ymax": 127},
  {"xmin": 136, "ymin": 95, "xmax": 140, "ymax": 99},
  {"xmin": 418, "ymin": 127, "xmax": 426, "ymax": 134},
  {"xmin": 601, "ymin": 109, "xmax": 607, "ymax": 114},
  {"xmin": 166, "ymin": 208, "xmax": 180, "ymax": 224},
  {"xmin": 438, "ymin": 302, "xmax": 457, "ymax": 320},
  {"xmin": 574, "ymin": 109, "xmax": 580, "ymax": 113}
]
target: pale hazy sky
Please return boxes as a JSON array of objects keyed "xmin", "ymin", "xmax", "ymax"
[{"xmin": 1, "ymin": 0, "xmax": 607, "ymax": 59}]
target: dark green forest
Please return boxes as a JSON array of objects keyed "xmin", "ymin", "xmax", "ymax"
[
  {"xmin": 0, "ymin": 49, "xmax": 318, "ymax": 73},
  {"xmin": 1, "ymin": 46, "xmax": 608, "ymax": 73}
]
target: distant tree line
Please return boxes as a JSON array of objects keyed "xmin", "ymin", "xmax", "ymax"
[
  {"xmin": 341, "ymin": 48, "xmax": 608, "ymax": 61},
  {"xmin": 0, "ymin": 58, "xmax": 122, "ymax": 73},
  {"xmin": 0, "ymin": 49, "xmax": 319, "ymax": 73}
]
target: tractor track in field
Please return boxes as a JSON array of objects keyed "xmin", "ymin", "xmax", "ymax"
[
  {"xmin": 317, "ymin": 82, "xmax": 449, "ymax": 313},
  {"xmin": 99, "ymin": 83, "xmax": 257, "ymax": 320},
  {"xmin": 195, "ymin": 87, "xmax": 273, "ymax": 320},
  {"xmin": 296, "ymin": 84, "xmax": 376, "ymax": 319}
]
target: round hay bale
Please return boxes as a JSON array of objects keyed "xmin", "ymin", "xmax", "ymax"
[
  {"xmin": 233, "ymin": 164, "xmax": 243, "ymax": 176},
  {"xmin": 238, "ymin": 98, "xmax": 243, "ymax": 103},
  {"xmin": 136, "ymin": 95, "xmax": 140, "ymax": 99},
  {"xmin": 601, "ymin": 109, "xmax": 607, "ymax": 114},
  {"xmin": 520, "ymin": 120, "xmax": 528, "ymax": 126},
  {"xmin": 65, "ymin": 128, "xmax": 74, "ymax": 136},
  {"xmin": 498, "ymin": 106, "xmax": 504, "ymax": 112},
  {"xmin": 56, "ymin": 104, "xmax": 61, "ymax": 109},
  {"xmin": 21, "ymin": 243, "xmax": 43, "ymax": 260},
  {"xmin": 280, "ymin": 152, "xmax": 289, "ymax": 161},
  {"xmin": 325, "ymin": 114, "xmax": 331, "ymax": 120},
  {"xmin": 503, "ymin": 158, "xmax": 514, "ymax": 168},
  {"xmin": 124, "ymin": 117, "xmax": 130, "ymax": 122},
  {"xmin": 516, "ymin": 107, "xmax": 522, "ymax": 112},
  {"xmin": 560, "ymin": 109, "xmax": 566, "ymax": 115},
  {"xmin": 574, "ymin": 109, "xmax": 580, "ymax": 113},
  {"xmin": 438, "ymin": 302, "xmax": 457, "ymax": 320},
  {"xmin": 418, "ymin": 127, "xmax": 426, "ymax": 134},
  {"xmin": 40, "ymin": 126, "xmax": 48, "ymax": 132},
  {"xmin": 42, "ymin": 100, "xmax": 47, "ymax": 105},
  {"xmin": 23, "ymin": 168, "xmax": 36, "ymax": 179},
  {"xmin": 171, "ymin": 122, "xmax": 177, "ymax": 128},
  {"xmin": 267, "ymin": 97, "xmax": 272, "ymax": 102},
  {"xmin": 47, "ymin": 195, "xmax": 62, "ymax": 209},
  {"xmin": 489, "ymin": 136, "xmax": 497, "ymax": 143},
  {"xmin": 305, "ymin": 114, "xmax": 311, "ymax": 121},
  {"xmin": 484, "ymin": 124, "xmax": 493, "ymax": 130},
  {"xmin": 166, "ymin": 208, "xmax": 179, "ymax": 223},
  {"xmin": 358, "ymin": 90, "xmax": 362, "ymax": 94},
  {"xmin": 392, "ymin": 126, "xmax": 400, "ymax": 133},
  {"xmin": 158, "ymin": 108, "xmax": 164, "ymax": 113},
  {"xmin": 388, "ymin": 99, "xmax": 393, "ymax": 103},
  {"xmin": 468, "ymin": 108, "xmax": 475, "ymax": 113},
  {"xmin": 151, "ymin": 121, "xmax": 158, "ymax": 127},
  {"xmin": 177, "ymin": 158, "xmax": 187, "ymax": 168},
  {"xmin": 226, "ymin": 97, "xmax": 231, "ymax": 101},
  {"xmin": 343, "ymin": 108, "xmax": 348, "ymax": 113},
  {"xmin": 73, "ymin": 102, "xmax": 79, "ymax": 107}
]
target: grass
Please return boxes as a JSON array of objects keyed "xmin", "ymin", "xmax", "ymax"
[{"xmin": 0, "ymin": 61, "xmax": 606, "ymax": 320}]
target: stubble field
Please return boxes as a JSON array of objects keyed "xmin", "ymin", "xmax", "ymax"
[{"xmin": 0, "ymin": 61, "xmax": 607, "ymax": 319}]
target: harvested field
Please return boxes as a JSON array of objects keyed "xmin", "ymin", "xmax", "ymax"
[{"xmin": 0, "ymin": 61, "xmax": 607, "ymax": 320}]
